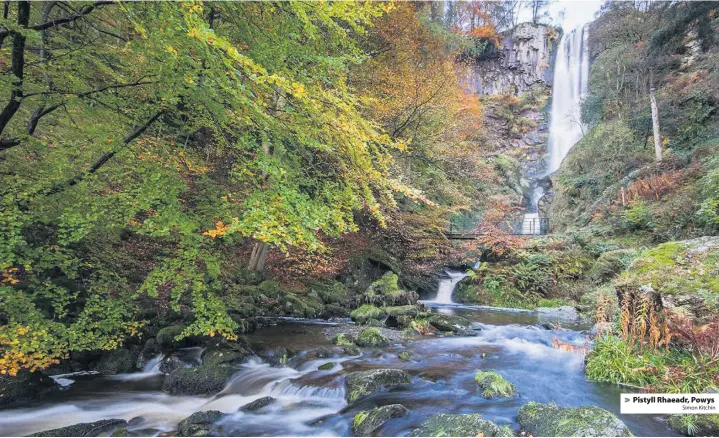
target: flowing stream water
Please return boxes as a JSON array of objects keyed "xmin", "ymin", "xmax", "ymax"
[
  {"xmin": 422, "ymin": 270, "xmax": 468, "ymax": 305},
  {"xmin": 0, "ymin": 304, "xmax": 677, "ymax": 437}
]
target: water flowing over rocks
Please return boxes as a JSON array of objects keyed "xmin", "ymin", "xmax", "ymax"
[{"xmin": 517, "ymin": 402, "xmax": 632, "ymax": 437}]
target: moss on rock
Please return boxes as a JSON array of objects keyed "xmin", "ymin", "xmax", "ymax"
[
  {"xmin": 352, "ymin": 404, "xmax": 408, "ymax": 436},
  {"xmin": 350, "ymin": 305, "xmax": 387, "ymax": 325},
  {"xmin": 162, "ymin": 365, "xmax": 236, "ymax": 396},
  {"xmin": 332, "ymin": 333, "xmax": 354, "ymax": 346},
  {"xmin": 617, "ymin": 237, "xmax": 719, "ymax": 322},
  {"xmin": 427, "ymin": 314, "xmax": 474, "ymax": 333},
  {"xmin": 409, "ymin": 413, "xmax": 514, "ymax": 437},
  {"xmin": 177, "ymin": 410, "xmax": 223, "ymax": 437},
  {"xmin": 517, "ymin": 402, "xmax": 632, "ymax": 437},
  {"xmin": 355, "ymin": 328, "xmax": 391, "ymax": 348},
  {"xmin": 345, "ymin": 368, "xmax": 412, "ymax": 403},
  {"xmin": 474, "ymin": 370, "xmax": 515, "ymax": 398},
  {"xmin": 360, "ymin": 272, "xmax": 419, "ymax": 307}
]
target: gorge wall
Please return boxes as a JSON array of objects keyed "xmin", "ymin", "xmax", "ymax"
[{"xmin": 461, "ymin": 23, "xmax": 561, "ymax": 214}]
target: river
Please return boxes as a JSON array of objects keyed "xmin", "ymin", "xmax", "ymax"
[{"xmin": 0, "ymin": 304, "xmax": 676, "ymax": 437}]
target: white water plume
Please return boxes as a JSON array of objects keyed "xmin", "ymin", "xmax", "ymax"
[{"xmin": 547, "ymin": 25, "xmax": 589, "ymax": 174}]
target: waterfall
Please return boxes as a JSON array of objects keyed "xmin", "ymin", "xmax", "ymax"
[
  {"xmin": 425, "ymin": 270, "xmax": 468, "ymax": 305},
  {"xmin": 547, "ymin": 25, "xmax": 589, "ymax": 174}
]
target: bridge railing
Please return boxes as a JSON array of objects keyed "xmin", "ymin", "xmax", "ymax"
[
  {"xmin": 447, "ymin": 216, "xmax": 550, "ymax": 237},
  {"xmin": 508, "ymin": 217, "xmax": 550, "ymax": 235}
]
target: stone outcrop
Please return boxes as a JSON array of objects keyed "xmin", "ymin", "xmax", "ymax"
[
  {"xmin": 462, "ymin": 23, "xmax": 560, "ymax": 96},
  {"xmin": 517, "ymin": 402, "xmax": 632, "ymax": 437}
]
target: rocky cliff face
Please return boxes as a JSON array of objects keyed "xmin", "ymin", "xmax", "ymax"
[
  {"xmin": 462, "ymin": 23, "xmax": 560, "ymax": 96},
  {"xmin": 461, "ymin": 23, "xmax": 560, "ymax": 212}
]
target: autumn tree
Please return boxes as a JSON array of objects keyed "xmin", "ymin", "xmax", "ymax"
[{"xmin": 0, "ymin": 1, "xmax": 425, "ymax": 374}]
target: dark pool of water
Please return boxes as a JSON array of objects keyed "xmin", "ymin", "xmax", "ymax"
[{"xmin": 0, "ymin": 305, "xmax": 677, "ymax": 437}]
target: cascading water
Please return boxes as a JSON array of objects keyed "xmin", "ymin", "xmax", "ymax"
[
  {"xmin": 547, "ymin": 24, "xmax": 589, "ymax": 174},
  {"xmin": 521, "ymin": 24, "xmax": 589, "ymax": 233},
  {"xmin": 425, "ymin": 269, "xmax": 468, "ymax": 305}
]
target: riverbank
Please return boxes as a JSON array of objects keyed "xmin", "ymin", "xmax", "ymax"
[{"xmin": 0, "ymin": 304, "xmax": 676, "ymax": 437}]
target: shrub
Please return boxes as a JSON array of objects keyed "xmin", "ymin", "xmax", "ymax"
[{"xmin": 622, "ymin": 201, "xmax": 654, "ymax": 231}]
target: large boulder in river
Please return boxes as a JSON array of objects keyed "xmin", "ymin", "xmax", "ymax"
[
  {"xmin": 30, "ymin": 419, "xmax": 127, "ymax": 437},
  {"xmin": 353, "ymin": 404, "xmax": 409, "ymax": 436},
  {"xmin": 162, "ymin": 364, "xmax": 236, "ymax": 395},
  {"xmin": 615, "ymin": 237, "xmax": 719, "ymax": 323},
  {"xmin": 156, "ymin": 325, "xmax": 199, "ymax": 352},
  {"xmin": 355, "ymin": 328, "xmax": 391, "ymax": 348},
  {"xmin": 427, "ymin": 314, "xmax": 474, "ymax": 333},
  {"xmin": 177, "ymin": 410, "xmax": 224, "ymax": 437},
  {"xmin": 359, "ymin": 272, "xmax": 419, "ymax": 307},
  {"xmin": 409, "ymin": 413, "xmax": 513, "ymax": 437},
  {"xmin": 517, "ymin": 402, "xmax": 632, "ymax": 437},
  {"xmin": 345, "ymin": 368, "xmax": 412, "ymax": 403},
  {"xmin": 93, "ymin": 348, "xmax": 138, "ymax": 375},
  {"xmin": 202, "ymin": 340, "xmax": 252, "ymax": 367},
  {"xmin": 0, "ymin": 369, "xmax": 58, "ymax": 409}
]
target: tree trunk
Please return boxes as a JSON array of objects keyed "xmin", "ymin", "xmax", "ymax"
[
  {"xmin": 248, "ymin": 241, "xmax": 268, "ymax": 272},
  {"xmin": 649, "ymin": 87, "xmax": 662, "ymax": 161}
]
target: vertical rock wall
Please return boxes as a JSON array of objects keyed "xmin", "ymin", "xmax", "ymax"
[{"xmin": 461, "ymin": 23, "xmax": 560, "ymax": 212}]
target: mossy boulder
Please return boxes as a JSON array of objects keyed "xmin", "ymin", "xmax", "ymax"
[
  {"xmin": 239, "ymin": 396, "xmax": 275, "ymax": 412},
  {"xmin": 360, "ymin": 272, "xmax": 419, "ymax": 307},
  {"xmin": 668, "ymin": 414, "xmax": 719, "ymax": 437},
  {"xmin": 201, "ymin": 341, "xmax": 252, "ymax": 368},
  {"xmin": 350, "ymin": 304, "xmax": 387, "ymax": 325},
  {"xmin": 156, "ymin": 325, "xmax": 194, "ymax": 352},
  {"xmin": 162, "ymin": 365, "xmax": 236, "ymax": 395},
  {"xmin": 30, "ymin": 419, "xmax": 127, "ymax": 437},
  {"xmin": 332, "ymin": 333, "xmax": 355, "ymax": 346},
  {"xmin": 398, "ymin": 351, "xmax": 413, "ymax": 362},
  {"xmin": 382, "ymin": 305, "xmax": 421, "ymax": 317},
  {"xmin": 353, "ymin": 404, "xmax": 408, "ymax": 436},
  {"xmin": 0, "ymin": 370, "xmax": 58, "ymax": 409},
  {"xmin": 344, "ymin": 345, "xmax": 361, "ymax": 356},
  {"xmin": 345, "ymin": 368, "xmax": 412, "ymax": 403},
  {"xmin": 318, "ymin": 362, "xmax": 334, "ymax": 371},
  {"xmin": 260, "ymin": 347, "xmax": 289, "ymax": 367},
  {"xmin": 474, "ymin": 370, "xmax": 515, "ymax": 398},
  {"xmin": 588, "ymin": 249, "xmax": 637, "ymax": 282},
  {"xmin": 617, "ymin": 237, "xmax": 719, "ymax": 323},
  {"xmin": 355, "ymin": 328, "xmax": 391, "ymax": 347},
  {"xmin": 409, "ymin": 413, "xmax": 513, "ymax": 437},
  {"xmin": 517, "ymin": 402, "xmax": 632, "ymax": 436},
  {"xmin": 93, "ymin": 348, "xmax": 138, "ymax": 375},
  {"xmin": 427, "ymin": 314, "xmax": 474, "ymax": 333},
  {"xmin": 140, "ymin": 338, "xmax": 161, "ymax": 362},
  {"xmin": 177, "ymin": 411, "xmax": 223, "ymax": 437}
]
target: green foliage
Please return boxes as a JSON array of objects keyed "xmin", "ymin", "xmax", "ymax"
[
  {"xmin": 585, "ymin": 335, "xmax": 659, "ymax": 387},
  {"xmin": 622, "ymin": 201, "xmax": 654, "ymax": 231},
  {"xmin": 1, "ymin": 1, "xmax": 436, "ymax": 372}
]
